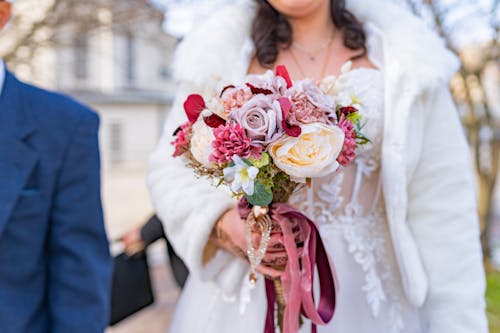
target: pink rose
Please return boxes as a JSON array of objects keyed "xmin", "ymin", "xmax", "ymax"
[{"xmin": 230, "ymin": 94, "xmax": 284, "ymax": 145}]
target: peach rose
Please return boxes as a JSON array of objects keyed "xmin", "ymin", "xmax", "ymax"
[{"xmin": 268, "ymin": 123, "xmax": 345, "ymax": 179}]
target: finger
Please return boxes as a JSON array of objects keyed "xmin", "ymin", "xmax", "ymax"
[
  {"xmin": 261, "ymin": 252, "xmax": 288, "ymax": 271},
  {"xmin": 250, "ymin": 231, "xmax": 284, "ymax": 249},
  {"xmin": 256, "ymin": 264, "xmax": 284, "ymax": 280},
  {"xmin": 251, "ymin": 230, "xmax": 306, "ymax": 252},
  {"xmin": 262, "ymin": 251, "xmax": 287, "ymax": 263},
  {"xmin": 249, "ymin": 218, "xmax": 300, "ymax": 234},
  {"xmin": 265, "ymin": 233, "xmax": 285, "ymax": 252}
]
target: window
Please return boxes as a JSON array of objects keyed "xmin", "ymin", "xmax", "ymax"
[
  {"xmin": 109, "ymin": 122, "xmax": 123, "ymax": 165},
  {"xmin": 74, "ymin": 34, "xmax": 88, "ymax": 80},
  {"xmin": 125, "ymin": 32, "xmax": 136, "ymax": 85}
]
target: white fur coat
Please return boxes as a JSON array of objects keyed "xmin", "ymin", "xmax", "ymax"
[{"xmin": 147, "ymin": 1, "xmax": 488, "ymax": 332}]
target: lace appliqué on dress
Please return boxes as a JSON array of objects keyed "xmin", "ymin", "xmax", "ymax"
[{"xmin": 290, "ymin": 168, "xmax": 405, "ymax": 333}]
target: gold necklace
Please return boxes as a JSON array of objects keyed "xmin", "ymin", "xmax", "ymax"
[{"xmin": 289, "ymin": 29, "xmax": 335, "ymax": 79}]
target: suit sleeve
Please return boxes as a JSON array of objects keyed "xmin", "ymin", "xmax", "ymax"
[
  {"xmin": 407, "ymin": 86, "xmax": 488, "ymax": 333},
  {"xmin": 147, "ymin": 82, "xmax": 250, "ymax": 297},
  {"xmin": 48, "ymin": 110, "xmax": 112, "ymax": 333}
]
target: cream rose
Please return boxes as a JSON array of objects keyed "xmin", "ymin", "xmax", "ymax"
[
  {"xmin": 268, "ymin": 123, "xmax": 345, "ymax": 179},
  {"xmin": 190, "ymin": 117, "xmax": 216, "ymax": 167}
]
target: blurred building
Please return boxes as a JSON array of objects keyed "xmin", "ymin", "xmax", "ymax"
[
  {"xmin": 63, "ymin": 7, "xmax": 176, "ymax": 171},
  {"xmin": 2, "ymin": 0, "xmax": 178, "ymax": 171}
]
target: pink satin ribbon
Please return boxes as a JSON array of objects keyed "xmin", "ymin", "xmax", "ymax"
[{"xmin": 239, "ymin": 201, "xmax": 338, "ymax": 333}]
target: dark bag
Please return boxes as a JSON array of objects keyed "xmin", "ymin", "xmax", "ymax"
[{"xmin": 109, "ymin": 251, "xmax": 155, "ymax": 326}]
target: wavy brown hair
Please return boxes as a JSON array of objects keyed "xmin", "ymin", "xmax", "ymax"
[{"xmin": 252, "ymin": 0, "xmax": 366, "ymax": 67}]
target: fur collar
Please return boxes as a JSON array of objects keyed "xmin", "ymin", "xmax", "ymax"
[{"xmin": 173, "ymin": 0, "xmax": 459, "ymax": 92}]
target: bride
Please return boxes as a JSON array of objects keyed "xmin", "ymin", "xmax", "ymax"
[{"xmin": 148, "ymin": 0, "xmax": 488, "ymax": 332}]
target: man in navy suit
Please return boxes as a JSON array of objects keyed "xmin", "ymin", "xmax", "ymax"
[{"xmin": 0, "ymin": 1, "xmax": 112, "ymax": 332}]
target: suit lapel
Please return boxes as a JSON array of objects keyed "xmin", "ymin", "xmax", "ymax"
[{"xmin": 0, "ymin": 70, "xmax": 37, "ymax": 238}]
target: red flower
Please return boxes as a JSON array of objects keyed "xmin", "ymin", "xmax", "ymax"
[
  {"xmin": 171, "ymin": 122, "xmax": 192, "ymax": 157},
  {"xmin": 209, "ymin": 122, "xmax": 262, "ymax": 165},
  {"xmin": 184, "ymin": 94, "xmax": 206, "ymax": 124},
  {"xmin": 337, "ymin": 115, "xmax": 357, "ymax": 167},
  {"xmin": 275, "ymin": 64, "xmax": 293, "ymax": 88}
]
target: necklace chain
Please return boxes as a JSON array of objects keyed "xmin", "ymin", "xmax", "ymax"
[
  {"xmin": 289, "ymin": 29, "xmax": 336, "ymax": 79},
  {"xmin": 292, "ymin": 39, "xmax": 331, "ymax": 61}
]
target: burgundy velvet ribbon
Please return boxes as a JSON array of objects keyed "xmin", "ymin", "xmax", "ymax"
[{"xmin": 239, "ymin": 200, "xmax": 338, "ymax": 333}]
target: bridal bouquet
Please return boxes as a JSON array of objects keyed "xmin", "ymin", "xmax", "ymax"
[{"xmin": 171, "ymin": 65, "xmax": 368, "ymax": 333}]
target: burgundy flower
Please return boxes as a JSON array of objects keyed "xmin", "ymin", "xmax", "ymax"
[
  {"xmin": 204, "ymin": 114, "xmax": 226, "ymax": 128},
  {"xmin": 338, "ymin": 106, "xmax": 358, "ymax": 117},
  {"xmin": 246, "ymin": 83, "xmax": 274, "ymax": 95},
  {"xmin": 278, "ymin": 97, "xmax": 301, "ymax": 137},
  {"xmin": 336, "ymin": 115, "xmax": 357, "ymax": 167},
  {"xmin": 209, "ymin": 122, "xmax": 262, "ymax": 165},
  {"xmin": 171, "ymin": 122, "xmax": 192, "ymax": 157}
]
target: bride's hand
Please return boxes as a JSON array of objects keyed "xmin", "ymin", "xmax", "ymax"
[{"xmin": 210, "ymin": 207, "xmax": 305, "ymax": 280}]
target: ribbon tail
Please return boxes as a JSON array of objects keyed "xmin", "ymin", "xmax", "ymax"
[
  {"xmin": 276, "ymin": 214, "xmax": 301, "ymax": 333},
  {"xmin": 265, "ymin": 279, "xmax": 276, "ymax": 333},
  {"xmin": 301, "ymin": 220, "xmax": 337, "ymax": 325}
]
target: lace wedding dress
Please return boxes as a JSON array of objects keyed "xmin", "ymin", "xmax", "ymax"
[{"xmin": 291, "ymin": 68, "xmax": 423, "ymax": 333}]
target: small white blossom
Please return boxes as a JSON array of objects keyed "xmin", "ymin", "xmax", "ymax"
[{"xmin": 223, "ymin": 155, "xmax": 259, "ymax": 195}]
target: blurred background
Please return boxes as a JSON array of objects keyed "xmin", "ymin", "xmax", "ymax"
[{"xmin": 0, "ymin": 0, "xmax": 498, "ymax": 332}]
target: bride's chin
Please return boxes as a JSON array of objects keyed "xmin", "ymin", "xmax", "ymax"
[{"xmin": 266, "ymin": 0, "xmax": 327, "ymax": 18}]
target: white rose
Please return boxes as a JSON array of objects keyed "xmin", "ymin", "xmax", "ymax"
[
  {"xmin": 190, "ymin": 118, "xmax": 216, "ymax": 167},
  {"xmin": 268, "ymin": 123, "xmax": 344, "ymax": 179}
]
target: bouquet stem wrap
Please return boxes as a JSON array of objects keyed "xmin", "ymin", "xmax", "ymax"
[{"xmin": 239, "ymin": 201, "xmax": 338, "ymax": 333}]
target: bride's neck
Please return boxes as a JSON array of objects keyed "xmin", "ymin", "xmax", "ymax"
[{"xmin": 287, "ymin": 2, "xmax": 335, "ymax": 48}]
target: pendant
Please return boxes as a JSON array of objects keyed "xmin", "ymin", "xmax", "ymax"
[{"xmin": 309, "ymin": 56, "xmax": 315, "ymax": 61}]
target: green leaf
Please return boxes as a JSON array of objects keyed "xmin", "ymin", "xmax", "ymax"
[
  {"xmin": 249, "ymin": 153, "xmax": 270, "ymax": 168},
  {"xmin": 245, "ymin": 181, "xmax": 273, "ymax": 207},
  {"xmin": 216, "ymin": 178, "xmax": 225, "ymax": 188},
  {"xmin": 355, "ymin": 130, "xmax": 371, "ymax": 145},
  {"xmin": 347, "ymin": 111, "xmax": 362, "ymax": 123}
]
